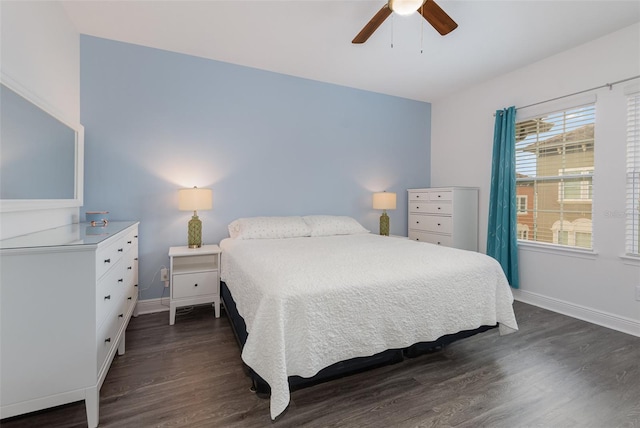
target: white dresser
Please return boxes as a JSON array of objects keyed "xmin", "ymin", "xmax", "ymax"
[
  {"xmin": 0, "ymin": 221, "xmax": 139, "ymax": 428},
  {"xmin": 407, "ymin": 187, "xmax": 478, "ymax": 251}
]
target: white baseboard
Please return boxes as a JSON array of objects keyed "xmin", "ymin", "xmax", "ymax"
[
  {"xmin": 512, "ymin": 289, "xmax": 640, "ymax": 338},
  {"xmin": 135, "ymin": 298, "xmax": 169, "ymax": 315}
]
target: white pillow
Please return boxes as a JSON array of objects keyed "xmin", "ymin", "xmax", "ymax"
[
  {"xmin": 303, "ymin": 215, "xmax": 369, "ymax": 237},
  {"xmin": 228, "ymin": 216, "xmax": 311, "ymax": 240}
]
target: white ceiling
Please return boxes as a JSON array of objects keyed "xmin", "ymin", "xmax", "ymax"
[{"xmin": 61, "ymin": 0, "xmax": 640, "ymax": 102}]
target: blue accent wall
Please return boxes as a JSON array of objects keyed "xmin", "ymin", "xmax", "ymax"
[{"xmin": 80, "ymin": 35, "xmax": 430, "ymax": 300}]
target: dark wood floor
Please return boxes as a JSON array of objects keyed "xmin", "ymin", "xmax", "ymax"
[{"xmin": 3, "ymin": 301, "xmax": 639, "ymax": 428}]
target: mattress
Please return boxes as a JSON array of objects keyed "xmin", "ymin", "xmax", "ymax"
[{"xmin": 220, "ymin": 234, "xmax": 518, "ymax": 419}]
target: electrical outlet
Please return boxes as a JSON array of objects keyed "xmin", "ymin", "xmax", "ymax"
[
  {"xmin": 636, "ymin": 285, "xmax": 640, "ymax": 302},
  {"xmin": 161, "ymin": 268, "xmax": 169, "ymax": 282}
]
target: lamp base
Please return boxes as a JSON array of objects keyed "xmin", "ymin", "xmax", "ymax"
[
  {"xmin": 187, "ymin": 214, "xmax": 202, "ymax": 248},
  {"xmin": 379, "ymin": 212, "xmax": 390, "ymax": 236}
]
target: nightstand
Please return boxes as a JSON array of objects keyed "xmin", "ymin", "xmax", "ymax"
[{"xmin": 168, "ymin": 245, "xmax": 221, "ymax": 325}]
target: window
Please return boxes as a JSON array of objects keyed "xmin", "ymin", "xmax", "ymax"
[
  {"xmin": 557, "ymin": 230, "xmax": 570, "ymax": 245},
  {"xmin": 515, "ymin": 104, "xmax": 595, "ymax": 248},
  {"xmin": 627, "ymin": 91, "xmax": 640, "ymax": 256},
  {"xmin": 517, "ymin": 223, "xmax": 529, "ymax": 240},
  {"xmin": 516, "ymin": 195, "xmax": 528, "ymax": 214},
  {"xmin": 551, "ymin": 218, "xmax": 592, "ymax": 247},
  {"xmin": 558, "ymin": 167, "xmax": 593, "ymax": 202}
]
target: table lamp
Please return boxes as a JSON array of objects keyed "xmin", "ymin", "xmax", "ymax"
[
  {"xmin": 373, "ymin": 191, "xmax": 397, "ymax": 236},
  {"xmin": 178, "ymin": 186, "xmax": 212, "ymax": 248}
]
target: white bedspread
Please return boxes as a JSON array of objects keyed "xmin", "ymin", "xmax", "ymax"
[{"xmin": 220, "ymin": 234, "xmax": 518, "ymax": 419}]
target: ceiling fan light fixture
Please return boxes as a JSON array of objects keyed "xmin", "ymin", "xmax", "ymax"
[{"xmin": 388, "ymin": 0, "xmax": 425, "ymax": 16}]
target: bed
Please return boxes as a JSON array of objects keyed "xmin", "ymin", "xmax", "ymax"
[{"xmin": 220, "ymin": 216, "xmax": 518, "ymax": 420}]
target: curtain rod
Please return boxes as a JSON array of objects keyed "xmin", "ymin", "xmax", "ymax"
[{"xmin": 493, "ymin": 75, "xmax": 640, "ymax": 116}]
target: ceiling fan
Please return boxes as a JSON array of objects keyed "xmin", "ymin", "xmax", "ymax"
[{"xmin": 352, "ymin": 0, "xmax": 458, "ymax": 44}]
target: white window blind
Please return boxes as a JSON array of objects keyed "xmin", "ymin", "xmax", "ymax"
[
  {"xmin": 515, "ymin": 104, "xmax": 596, "ymax": 249},
  {"xmin": 626, "ymin": 92, "xmax": 640, "ymax": 256}
]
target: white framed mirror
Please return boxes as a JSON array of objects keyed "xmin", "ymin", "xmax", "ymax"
[{"xmin": 0, "ymin": 73, "xmax": 84, "ymax": 212}]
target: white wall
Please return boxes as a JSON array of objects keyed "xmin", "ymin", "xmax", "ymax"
[
  {"xmin": 0, "ymin": 1, "xmax": 80, "ymax": 239},
  {"xmin": 431, "ymin": 23, "xmax": 640, "ymax": 336}
]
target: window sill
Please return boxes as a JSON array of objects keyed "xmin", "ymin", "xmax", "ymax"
[
  {"xmin": 620, "ymin": 254, "xmax": 640, "ymax": 266},
  {"xmin": 517, "ymin": 240, "xmax": 598, "ymax": 259}
]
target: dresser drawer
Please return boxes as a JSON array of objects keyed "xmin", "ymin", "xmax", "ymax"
[
  {"xmin": 124, "ymin": 287, "xmax": 137, "ymax": 312},
  {"xmin": 409, "ymin": 215, "xmax": 453, "ymax": 234},
  {"xmin": 96, "ymin": 238, "xmax": 125, "ymax": 280},
  {"xmin": 96, "ymin": 261, "xmax": 125, "ymax": 328},
  {"xmin": 409, "ymin": 202, "xmax": 452, "ymax": 215},
  {"xmin": 428, "ymin": 191, "xmax": 452, "ymax": 201},
  {"xmin": 123, "ymin": 287, "xmax": 137, "ymax": 318},
  {"xmin": 408, "ymin": 191, "xmax": 430, "ymax": 201},
  {"xmin": 96, "ymin": 310, "xmax": 120, "ymax": 372},
  {"xmin": 173, "ymin": 271, "xmax": 217, "ymax": 299},
  {"xmin": 122, "ymin": 228, "xmax": 138, "ymax": 254},
  {"xmin": 409, "ymin": 231, "xmax": 453, "ymax": 246},
  {"xmin": 124, "ymin": 256, "xmax": 136, "ymax": 287}
]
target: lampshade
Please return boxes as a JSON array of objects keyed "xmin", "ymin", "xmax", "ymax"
[
  {"xmin": 178, "ymin": 187, "xmax": 212, "ymax": 212},
  {"xmin": 388, "ymin": 0, "xmax": 425, "ymax": 16},
  {"xmin": 373, "ymin": 192, "xmax": 397, "ymax": 210}
]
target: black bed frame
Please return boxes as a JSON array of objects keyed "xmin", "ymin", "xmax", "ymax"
[{"xmin": 221, "ymin": 281, "xmax": 496, "ymax": 396}]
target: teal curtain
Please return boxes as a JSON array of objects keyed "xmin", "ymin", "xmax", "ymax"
[{"xmin": 487, "ymin": 106, "xmax": 519, "ymax": 288}]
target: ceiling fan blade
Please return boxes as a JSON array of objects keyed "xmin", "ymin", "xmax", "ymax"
[
  {"xmin": 419, "ymin": 0, "xmax": 458, "ymax": 36},
  {"xmin": 352, "ymin": 5, "xmax": 393, "ymax": 44}
]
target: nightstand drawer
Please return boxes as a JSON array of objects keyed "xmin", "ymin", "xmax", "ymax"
[
  {"xmin": 409, "ymin": 231, "xmax": 452, "ymax": 246},
  {"xmin": 173, "ymin": 271, "xmax": 217, "ymax": 299},
  {"xmin": 409, "ymin": 215, "xmax": 453, "ymax": 233}
]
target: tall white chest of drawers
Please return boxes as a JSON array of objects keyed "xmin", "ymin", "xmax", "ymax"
[
  {"xmin": 407, "ymin": 187, "xmax": 478, "ymax": 251},
  {"xmin": 0, "ymin": 221, "xmax": 139, "ymax": 428}
]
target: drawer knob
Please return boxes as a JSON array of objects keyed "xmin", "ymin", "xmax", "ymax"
[
  {"xmin": 128, "ymin": 266, "xmax": 132, "ymax": 270},
  {"xmin": 437, "ymin": 242, "xmax": 442, "ymax": 245},
  {"xmin": 104, "ymin": 258, "xmax": 111, "ymax": 264},
  {"xmin": 416, "ymin": 238, "xmax": 420, "ymax": 241},
  {"xmin": 437, "ymin": 195, "xmax": 441, "ymax": 198},
  {"xmin": 104, "ymin": 295, "xmax": 111, "ymax": 300},
  {"xmin": 416, "ymin": 206, "xmax": 420, "ymax": 209},
  {"xmin": 134, "ymin": 258, "xmax": 138, "ymax": 261},
  {"xmin": 438, "ymin": 223, "xmax": 441, "ymax": 226},
  {"xmin": 127, "ymin": 240, "xmax": 132, "ymax": 244},
  {"xmin": 134, "ymin": 284, "xmax": 138, "ymax": 287},
  {"xmin": 105, "ymin": 338, "xmax": 111, "ymax": 343},
  {"xmin": 118, "ymin": 278, "xmax": 124, "ymax": 283},
  {"xmin": 118, "ymin": 248, "xmax": 123, "ymax": 252},
  {"xmin": 194, "ymin": 283, "xmax": 198, "ymax": 287},
  {"xmin": 119, "ymin": 313, "xmax": 124, "ymax": 318},
  {"xmin": 134, "ymin": 235, "xmax": 138, "ymax": 238},
  {"xmin": 416, "ymin": 195, "xmax": 420, "ymax": 198},
  {"xmin": 438, "ymin": 207, "xmax": 441, "ymax": 210},
  {"xmin": 128, "ymin": 297, "xmax": 132, "ymax": 300}
]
